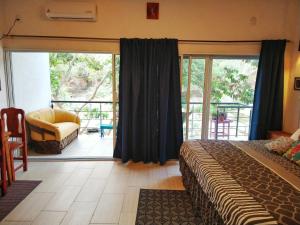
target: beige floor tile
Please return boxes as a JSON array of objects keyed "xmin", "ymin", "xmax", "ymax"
[
  {"xmin": 119, "ymin": 212, "xmax": 136, "ymax": 225},
  {"xmin": 44, "ymin": 186, "xmax": 81, "ymax": 211},
  {"xmin": 15, "ymin": 168, "xmax": 49, "ymax": 180},
  {"xmin": 29, "ymin": 134, "xmax": 114, "ymax": 158},
  {"xmin": 0, "ymin": 222, "xmax": 31, "ymax": 225},
  {"xmin": 31, "ymin": 211, "xmax": 66, "ymax": 225},
  {"xmin": 111, "ymin": 161, "xmax": 130, "ymax": 175},
  {"xmin": 45, "ymin": 162, "xmax": 79, "ymax": 174},
  {"xmin": 34, "ymin": 173, "xmax": 71, "ymax": 193},
  {"xmin": 128, "ymin": 170, "xmax": 149, "ymax": 187},
  {"xmin": 148, "ymin": 166, "xmax": 168, "ymax": 186},
  {"xmin": 103, "ymin": 174, "xmax": 129, "ymax": 194},
  {"xmin": 5, "ymin": 161, "xmax": 184, "ymax": 225},
  {"xmin": 121, "ymin": 187, "xmax": 139, "ymax": 213},
  {"xmin": 5, "ymin": 192, "xmax": 54, "ymax": 221},
  {"xmin": 166, "ymin": 164, "xmax": 181, "ymax": 176},
  {"xmin": 60, "ymin": 202, "xmax": 97, "ymax": 225},
  {"xmin": 75, "ymin": 178, "xmax": 106, "ymax": 202},
  {"xmin": 89, "ymin": 162, "xmax": 114, "ymax": 179},
  {"xmin": 148, "ymin": 175, "xmax": 184, "ymax": 190},
  {"xmin": 63, "ymin": 168, "xmax": 92, "ymax": 186},
  {"xmin": 76, "ymin": 161, "xmax": 98, "ymax": 169},
  {"xmin": 91, "ymin": 194, "xmax": 124, "ymax": 224}
]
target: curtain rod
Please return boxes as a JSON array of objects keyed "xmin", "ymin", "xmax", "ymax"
[{"xmin": 4, "ymin": 34, "xmax": 290, "ymax": 43}]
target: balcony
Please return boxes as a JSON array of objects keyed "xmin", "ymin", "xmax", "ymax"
[
  {"xmin": 51, "ymin": 100, "xmax": 252, "ymax": 143},
  {"xmin": 183, "ymin": 102, "xmax": 252, "ymax": 140},
  {"xmin": 27, "ymin": 100, "xmax": 254, "ymax": 159}
]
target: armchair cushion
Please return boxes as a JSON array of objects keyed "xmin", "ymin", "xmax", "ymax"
[
  {"xmin": 54, "ymin": 122, "xmax": 80, "ymax": 140},
  {"xmin": 54, "ymin": 109, "xmax": 81, "ymax": 125}
]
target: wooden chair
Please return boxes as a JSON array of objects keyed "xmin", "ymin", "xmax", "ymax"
[
  {"xmin": 0, "ymin": 119, "xmax": 7, "ymax": 195},
  {"xmin": 1, "ymin": 108, "xmax": 28, "ymax": 181}
]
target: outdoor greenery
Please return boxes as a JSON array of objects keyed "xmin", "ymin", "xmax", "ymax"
[
  {"xmin": 50, "ymin": 53, "xmax": 114, "ymax": 132},
  {"xmin": 181, "ymin": 57, "xmax": 258, "ymax": 139},
  {"xmin": 50, "ymin": 53, "xmax": 112, "ymax": 101},
  {"xmin": 49, "ymin": 53, "xmax": 258, "ymax": 137},
  {"xmin": 50, "ymin": 54, "xmax": 257, "ymax": 107},
  {"xmin": 182, "ymin": 57, "xmax": 258, "ymax": 105}
]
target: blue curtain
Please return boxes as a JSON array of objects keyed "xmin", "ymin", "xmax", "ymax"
[
  {"xmin": 249, "ymin": 40, "xmax": 286, "ymax": 140},
  {"xmin": 114, "ymin": 38, "xmax": 183, "ymax": 164}
]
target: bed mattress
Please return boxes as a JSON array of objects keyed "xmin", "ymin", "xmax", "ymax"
[{"xmin": 179, "ymin": 140, "xmax": 300, "ymax": 225}]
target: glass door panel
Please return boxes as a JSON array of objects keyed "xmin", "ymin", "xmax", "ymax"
[
  {"xmin": 181, "ymin": 57, "xmax": 188, "ymax": 140},
  {"xmin": 208, "ymin": 58, "xmax": 258, "ymax": 140},
  {"xmin": 182, "ymin": 56, "xmax": 205, "ymax": 140}
]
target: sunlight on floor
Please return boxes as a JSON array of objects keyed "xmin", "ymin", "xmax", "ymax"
[
  {"xmin": 0, "ymin": 160, "xmax": 184, "ymax": 225},
  {"xmin": 28, "ymin": 133, "xmax": 113, "ymax": 159}
]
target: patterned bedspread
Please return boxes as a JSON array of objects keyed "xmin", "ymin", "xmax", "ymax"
[{"xmin": 180, "ymin": 140, "xmax": 300, "ymax": 225}]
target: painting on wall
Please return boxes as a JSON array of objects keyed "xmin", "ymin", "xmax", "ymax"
[{"xmin": 147, "ymin": 3, "xmax": 159, "ymax": 20}]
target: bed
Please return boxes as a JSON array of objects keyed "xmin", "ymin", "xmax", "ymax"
[{"xmin": 179, "ymin": 140, "xmax": 300, "ymax": 225}]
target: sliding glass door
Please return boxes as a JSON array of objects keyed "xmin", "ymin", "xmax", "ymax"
[
  {"xmin": 182, "ymin": 56, "xmax": 205, "ymax": 140},
  {"xmin": 8, "ymin": 51, "xmax": 120, "ymax": 158},
  {"xmin": 182, "ymin": 56, "xmax": 258, "ymax": 141}
]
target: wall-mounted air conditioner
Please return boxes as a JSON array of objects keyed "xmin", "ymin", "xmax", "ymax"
[{"xmin": 45, "ymin": 2, "xmax": 97, "ymax": 21}]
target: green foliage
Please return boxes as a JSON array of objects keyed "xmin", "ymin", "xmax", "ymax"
[
  {"xmin": 211, "ymin": 66, "xmax": 254, "ymax": 105},
  {"xmin": 182, "ymin": 58, "xmax": 257, "ymax": 106},
  {"xmin": 49, "ymin": 53, "xmax": 112, "ymax": 101}
]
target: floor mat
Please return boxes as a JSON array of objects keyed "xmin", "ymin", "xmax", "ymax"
[
  {"xmin": 136, "ymin": 189, "xmax": 202, "ymax": 225},
  {"xmin": 0, "ymin": 180, "xmax": 41, "ymax": 221}
]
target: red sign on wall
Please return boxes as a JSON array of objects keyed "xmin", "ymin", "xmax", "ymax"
[{"xmin": 147, "ymin": 3, "xmax": 159, "ymax": 20}]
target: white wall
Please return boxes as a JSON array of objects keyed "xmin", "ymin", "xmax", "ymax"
[
  {"xmin": 2, "ymin": 0, "xmax": 300, "ymax": 131},
  {"xmin": 282, "ymin": 0, "xmax": 300, "ymax": 132},
  {"xmin": 2, "ymin": 0, "xmax": 291, "ymax": 54},
  {"xmin": 0, "ymin": 0, "xmax": 7, "ymax": 109},
  {"xmin": 11, "ymin": 52, "xmax": 51, "ymax": 113}
]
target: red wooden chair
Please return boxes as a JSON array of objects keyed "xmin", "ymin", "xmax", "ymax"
[
  {"xmin": 1, "ymin": 108, "xmax": 28, "ymax": 181},
  {"xmin": 0, "ymin": 119, "xmax": 7, "ymax": 195}
]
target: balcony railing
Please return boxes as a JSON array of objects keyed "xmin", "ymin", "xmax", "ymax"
[
  {"xmin": 183, "ymin": 102, "xmax": 252, "ymax": 140},
  {"xmin": 51, "ymin": 100, "xmax": 117, "ymax": 134},
  {"xmin": 51, "ymin": 100, "xmax": 252, "ymax": 140}
]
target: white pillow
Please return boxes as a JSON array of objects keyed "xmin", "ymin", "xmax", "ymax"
[{"xmin": 290, "ymin": 128, "xmax": 300, "ymax": 141}]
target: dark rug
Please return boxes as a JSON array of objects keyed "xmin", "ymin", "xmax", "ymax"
[
  {"xmin": 0, "ymin": 180, "xmax": 41, "ymax": 221},
  {"xmin": 135, "ymin": 189, "xmax": 202, "ymax": 225}
]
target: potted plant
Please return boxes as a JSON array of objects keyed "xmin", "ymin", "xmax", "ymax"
[{"xmin": 211, "ymin": 109, "xmax": 227, "ymax": 122}]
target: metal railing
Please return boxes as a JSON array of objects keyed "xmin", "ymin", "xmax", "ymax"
[
  {"xmin": 51, "ymin": 100, "xmax": 252, "ymax": 140},
  {"xmin": 51, "ymin": 100, "xmax": 117, "ymax": 134},
  {"xmin": 183, "ymin": 102, "xmax": 252, "ymax": 140}
]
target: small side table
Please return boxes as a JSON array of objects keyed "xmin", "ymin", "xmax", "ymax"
[
  {"xmin": 268, "ymin": 130, "xmax": 291, "ymax": 140},
  {"xmin": 210, "ymin": 119, "xmax": 232, "ymax": 140},
  {"xmin": 99, "ymin": 124, "xmax": 113, "ymax": 138}
]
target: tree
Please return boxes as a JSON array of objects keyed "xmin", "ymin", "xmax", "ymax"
[
  {"xmin": 50, "ymin": 53, "xmax": 113, "ymax": 133},
  {"xmin": 211, "ymin": 66, "xmax": 254, "ymax": 105},
  {"xmin": 182, "ymin": 58, "xmax": 257, "ymax": 105},
  {"xmin": 50, "ymin": 53, "xmax": 112, "ymax": 101}
]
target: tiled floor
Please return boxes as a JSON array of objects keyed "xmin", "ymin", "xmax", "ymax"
[
  {"xmin": 29, "ymin": 134, "xmax": 114, "ymax": 159},
  {"xmin": 1, "ymin": 160, "xmax": 184, "ymax": 225}
]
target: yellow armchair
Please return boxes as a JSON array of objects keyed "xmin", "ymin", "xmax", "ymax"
[{"xmin": 26, "ymin": 108, "xmax": 80, "ymax": 154}]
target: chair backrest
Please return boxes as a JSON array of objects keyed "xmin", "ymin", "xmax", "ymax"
[{"xmin": 1, "ymin": 108, "xmax": 26, "ymax": 140}]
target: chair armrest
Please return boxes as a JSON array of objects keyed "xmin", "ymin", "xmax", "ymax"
[
  {"xmin": 26, "ymin": 117, "xmax": 61, "ymax": 140},
  {"xmin": 54, "ymin": 109, "xmax": 81, "ymax": 125}
]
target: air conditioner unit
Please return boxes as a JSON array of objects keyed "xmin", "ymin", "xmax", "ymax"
[{"xmin": 45, "ymin": 2, "xmax": 97, "ymax": 21}]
